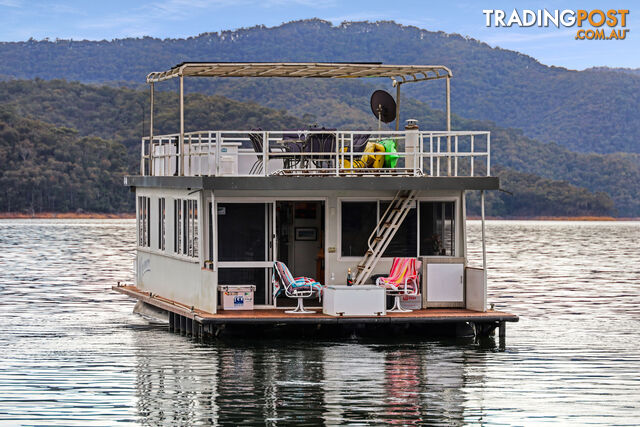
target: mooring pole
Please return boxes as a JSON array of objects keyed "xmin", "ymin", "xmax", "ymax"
[{"xmin": 481, "ymin": 189, "xmax": 487, "ymax": 301}]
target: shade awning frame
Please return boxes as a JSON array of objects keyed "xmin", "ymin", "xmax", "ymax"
[{"xmin": 146, "ymin": 62, "xmax": 453, "ymax": 85}]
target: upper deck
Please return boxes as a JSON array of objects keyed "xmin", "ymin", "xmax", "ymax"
[
  {"xmin": 131, "ymin": 62, "xmax": 497, "ymax": 190},
  {"xmin": 140, "ymin": 129, "xmax": 490, "ymax": 176},
  {"xmin": 130, "ymin": 128, "xmax": 497, "ymax": 191}
]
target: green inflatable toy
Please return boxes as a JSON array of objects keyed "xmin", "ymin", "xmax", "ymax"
[{"xmin": 379, "ymin": 139, "xmax": 399, "ymax": 168}]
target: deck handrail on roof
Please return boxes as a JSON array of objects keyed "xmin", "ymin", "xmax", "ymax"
[{"xmin": 140, "ymin": 129, "xmax": 490, "ymax": 178}]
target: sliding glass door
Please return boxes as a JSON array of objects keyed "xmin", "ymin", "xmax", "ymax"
[{"xmin": 216, "ymin": 202, "xmax": 275, "ymax": 306}]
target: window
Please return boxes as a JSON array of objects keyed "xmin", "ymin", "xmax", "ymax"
[
  {"xmin": 340, "ymin": 200, "xmax": 455, "ymax": 258},
  {"xmin": 173, "ymin": 198, "xmax": 198, "ymax": 258},
  {"xmin": 340, "ymin": 201, "xmax": 377, "ymax": 257},
  {"xmin": 174, "ymin": 199, "xmax": 182, "ymax": 254},
  {"xmin": 381, "ymin": 200, "xmax": 417, "ymax": 257},
  {"xmin": 138, "ymin": 196, "xmax": 150, "ymax": 247},
  {"xmin": 217, "ymin": 203, "xmax": 266, "ymax": 262},
  {"xmin": 158, "ymin": 198, "xmax": 165, "ymax": 250},
  {"xmin": 419, "ymin": 202, "xmax": 455, "ymax": 256},
  {"xmin": 190, "ymin": 199, "xmax": 198, "ymax": 258}
]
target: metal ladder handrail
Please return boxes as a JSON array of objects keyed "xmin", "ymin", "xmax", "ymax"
[
  {"xmin": 354, "ymin": 190, "xmax": 417, "ymax": 285},
  {"xmin": 366, "ymin": 191, "xmax": 402, "ymax": 252}
]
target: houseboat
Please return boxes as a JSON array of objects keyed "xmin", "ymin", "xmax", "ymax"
[{"xmin": 114, "ymin": 62, "xmax": 518, "ymax": 340}]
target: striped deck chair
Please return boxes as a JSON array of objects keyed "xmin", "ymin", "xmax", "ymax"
[
  {"xmin": 376, "ymin": 258, "xmax": 420, "ymax": 312},
  {"xmin": 272, "ymin": 261, "xmax": 323, "ymax": 314}
]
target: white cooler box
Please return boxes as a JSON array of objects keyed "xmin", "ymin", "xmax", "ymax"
[
  {"xmin": 218, "ymin": 285, "xmax": 255, "ymax": 310},
  {"xmin": 323, "ymin": 285, "xmax": 386, "ymax": 316}
]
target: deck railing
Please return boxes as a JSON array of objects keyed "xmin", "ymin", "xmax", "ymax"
[{"xmin": 140, "ymin": 130, "xmax": 490, "ymax": 178}]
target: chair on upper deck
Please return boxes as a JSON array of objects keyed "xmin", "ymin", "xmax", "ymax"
[
  {"xmin": 352, "ymin": 134, "xmax": 370, "ymax": 152},
  {"xmin": 376, "ymin": 257, "xmax": 420, "ymax": 312},
  {"xmin": 249, "ymin": 129, "xmax": 300, "ymax": 173},
  {"xmin": 248, "ymin": 130, "xmax": 265, "ymax": 174},
  {"xmin": 306, "ymin": 129, "xmax": 336, "ymax": 168},
  {"xmin": 272, "ymin": 261, "xmax": 323, "ymax": 313}
]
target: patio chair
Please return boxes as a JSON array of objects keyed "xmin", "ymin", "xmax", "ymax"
[
  {"xmin": 249, "ymin": 129, "xmax": 299, "ymax": 172},
  {"xmin": 376, "ymin": 258, "xmax": 420, "ymax": 312},
  {"xmin": 248, "ymin": 130, "xmax": 265, "ymax": 174},
  {"xmin": 272, "ymin": 261, "xmax": 323, "ymax": 314},
  {"xmin": 307, "ymin": 129, "xmax": 336, "ymax": 168},
  {"xmin": 352, "ymin": 134, "xmax": 370, "ymax": 152}
]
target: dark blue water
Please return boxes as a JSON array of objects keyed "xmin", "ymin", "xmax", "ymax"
[{"xmin": 0, "ymin": 219, "xmax": 639, "ymax": 425}]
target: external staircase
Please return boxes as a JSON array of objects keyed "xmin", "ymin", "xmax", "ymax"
[{"xmin": 353, "ymin": 190, "xmax": 417, "ymax": 285}]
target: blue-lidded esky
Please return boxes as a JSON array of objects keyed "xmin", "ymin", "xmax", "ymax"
[{"xmin": 0, "ymin": 0, "xmax": 637, "ymax": 70}]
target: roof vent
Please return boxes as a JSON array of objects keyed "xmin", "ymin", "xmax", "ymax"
[{"xmin": 405, "ymin": 119, "xmax": 419, "ymax": 130}]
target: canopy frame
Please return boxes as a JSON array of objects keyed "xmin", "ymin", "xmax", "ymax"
[{"xmin": 146, "ymin": 62, "xmax": 454, "ymax": 175}]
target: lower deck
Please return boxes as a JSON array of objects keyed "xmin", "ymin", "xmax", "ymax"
[{"xmin": 114, "ymin": 284, "xmax": 518, "ymax": 339}]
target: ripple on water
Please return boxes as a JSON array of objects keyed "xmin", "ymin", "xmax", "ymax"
[{"xmin": 0, "ymin": 219, "xmax": 639, "ymax": 425}]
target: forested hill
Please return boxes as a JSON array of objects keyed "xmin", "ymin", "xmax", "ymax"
[
  {"xmin": 0, "ymin": 79, "xmax": 627, "ymax": 217},
  {"xmin": 1, "ymin": 19, "xmax": 639, "ymax": 154},
  {"xmin": 0, "ymin": 108, "xmax": 130, "ymax": 213}
]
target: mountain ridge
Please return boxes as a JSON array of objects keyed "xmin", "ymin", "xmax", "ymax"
[
  {"xmin": 1, "ymin": 19, "xmax": 639, "ymax": 154},
  {"xmin": 1, "ymin": 78, "xmax": 633, "ymax": 216}
]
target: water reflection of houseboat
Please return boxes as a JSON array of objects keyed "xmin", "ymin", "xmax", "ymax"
[
  {"xmin": 114, "ymin": 62, "xmax": 517, "ymax": 339},
  {"xmin": 132, "ymin": 333, "xmax": 482, "ymax": 424}
]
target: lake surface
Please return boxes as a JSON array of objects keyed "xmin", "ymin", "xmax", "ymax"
[{"xmin": 0, "ymin": 219, "xmax": 639, "ymax": 425}]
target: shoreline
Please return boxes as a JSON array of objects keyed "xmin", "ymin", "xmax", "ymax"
[
  {"xmin": 0, "ymin": 213, "xmax": 637, "ymax": 221},
  {"xmin": 0, "ymin": 212, "xmax": 136, "ymax": 219},
  {"xmin": 467, "ymin": 216, "xmax": 638, "ymax": 221}
]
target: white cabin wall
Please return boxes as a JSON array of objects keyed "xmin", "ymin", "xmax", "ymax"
[{"xmin": 135, "ymin": 187, "xmax": 217, "ymax": 313}]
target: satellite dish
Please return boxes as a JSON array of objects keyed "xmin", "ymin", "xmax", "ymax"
[{"xmin": 370, "ymin": 90, "xmax": 396, "ymax": 124}]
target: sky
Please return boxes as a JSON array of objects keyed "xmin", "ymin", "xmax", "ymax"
[{"xmin": 0, "ymin": 0, "xmax": 637, "ymax": 70}]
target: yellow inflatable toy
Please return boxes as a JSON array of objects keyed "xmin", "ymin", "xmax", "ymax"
[{"xmin": 341, "ymin": 141, "xmax": 385, "ymax": 169}]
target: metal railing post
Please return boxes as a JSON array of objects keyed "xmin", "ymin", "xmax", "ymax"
[
  {"xmin": 454, "ymin": 135, "xmax": 458, "ymax": 176},
  {"xmin": 487, "ymin": 133, "xmax": 491, "ymax": 176},
  {"xmin": 149, "ymin": 82, "xmax": 154, "ymax": 176},
  {"xmin": 436, "ymin": 136, "xmax": 441, "ymax": 177},
  {"xmin": 429, "ymin": 134, "xmax": 433, "ymax": 176},
  {"xmin": 262, "ymin": 131, "xmax": 268, "ymax": 176},
  {"xmin": 335, "ymin": 132, "xmax": 342, "ymax": 176},
  {"xmin": 179, "ymin": 74, "xmax": 185, "ymax": 176},
  {"xmin": 207, "ymin": 131, "xmax": 213, "ymax": 175},
  {"xmin": 140, "ymin": 138, "xmax": 145, "ymax": 175},
  {"xmin": 446, "ymin": 76, "xmax": 451, "ymax": 176},
  {"xmin": 419, "ymin": 133, "xmax": 424, "ymax": 175},
  {"xmin": 215, "ymin": 131, "xmax": 221, "ymax": 176},
  {"xmin": 187, "ymin": 134, "xmax": 192, "ymax": 176},
  {"xmin": 470, "ymin": 134, "xmax": 475, "ymax": 177}
]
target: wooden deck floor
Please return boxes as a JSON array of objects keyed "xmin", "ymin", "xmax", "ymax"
[{"xmin": 113, "ymin": 285, "xmax": 518, "ymax": 325}]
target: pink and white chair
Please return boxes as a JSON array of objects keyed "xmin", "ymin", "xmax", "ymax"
[{"xmin": 376, "ymin": 258, "xmax": 420, "ymax": 312}]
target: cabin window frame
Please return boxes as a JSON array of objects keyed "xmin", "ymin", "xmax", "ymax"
[
  {"xmin": 137, "ymin": 195, "xmax": 151, "ymax": 248},
  {"xmin": 337, "ymin": 196, "xmax": 458, "ymax": 261},
  {"xmin": 173, "ymin": 197, "xmax": 199, "ymax": 259},
  {"xmin": 158, "ymin": 197, "xmax": 165, "ymax": 251}
]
